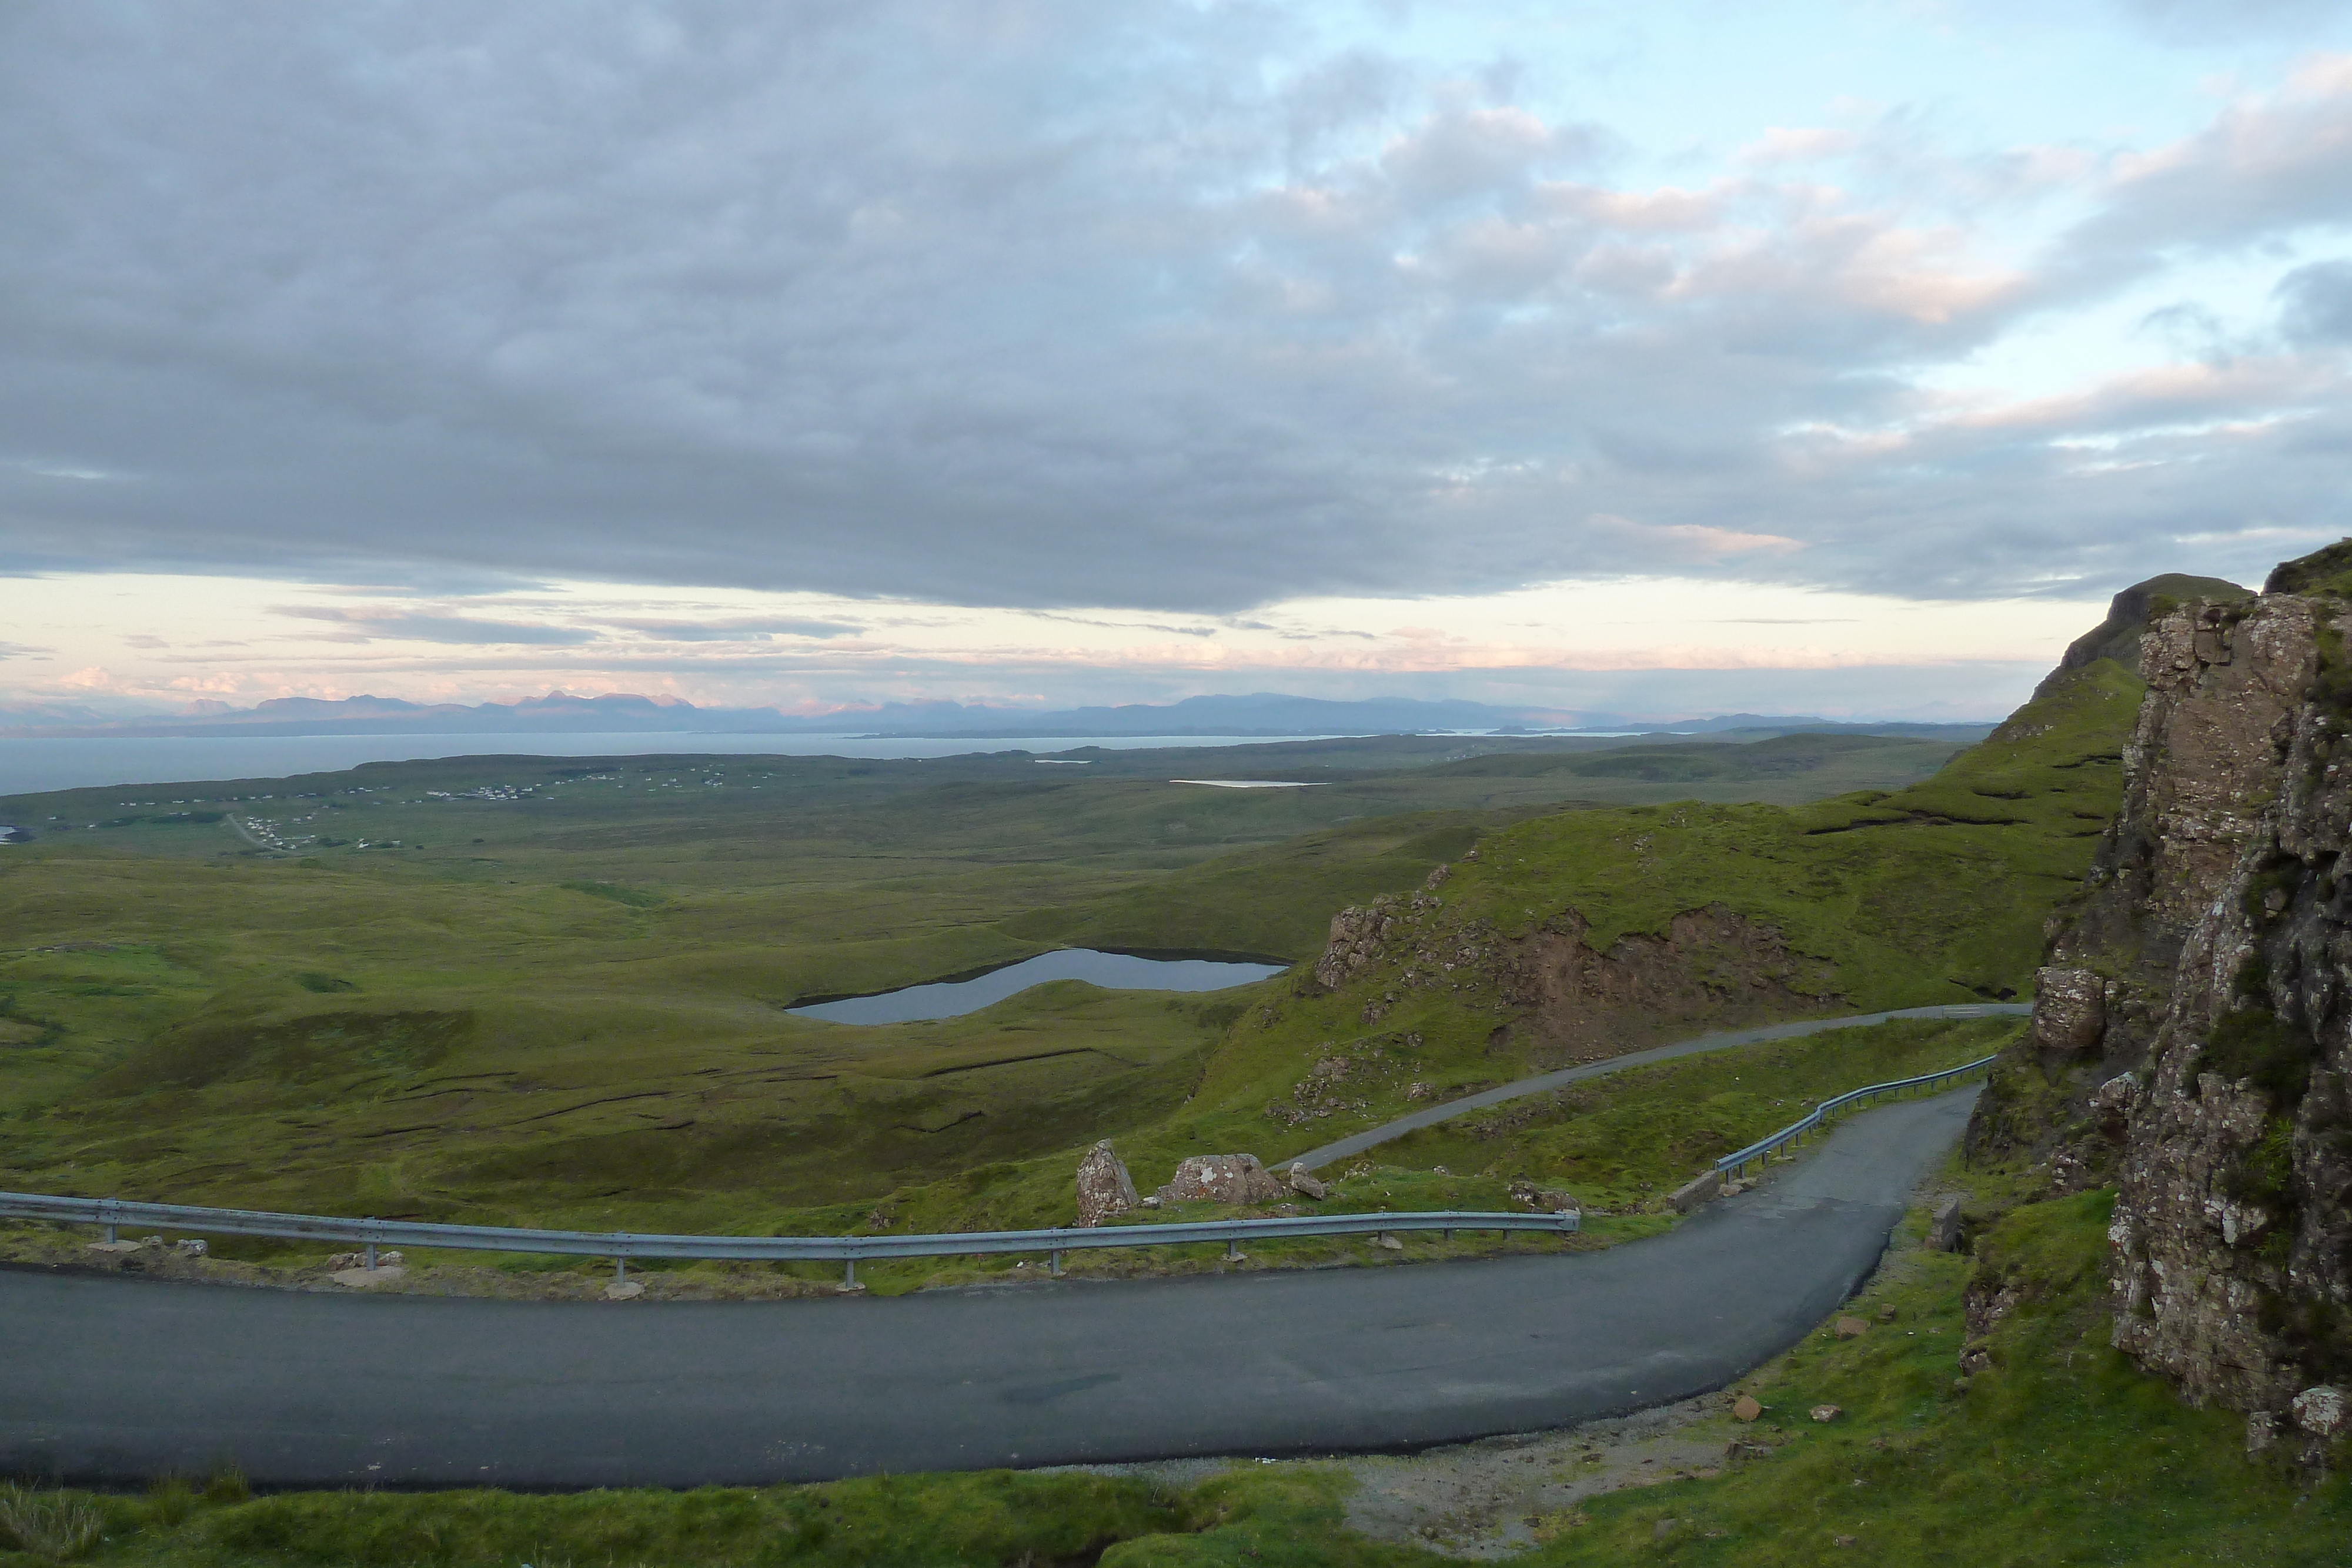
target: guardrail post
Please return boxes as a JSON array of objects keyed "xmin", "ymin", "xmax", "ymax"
[
  {"xmin": 1048, "ymin": 1249, "xmax": 1063, "ymax": 1276},
  {"xmin": 363, "ymin": 1219, "xmax": 376, "ymax": 1272},
  {"xmin": 615, "ymin": 1257, "xmax": 627, "ymax": 1286},
  {"xmin": 843, "ymin": 1257, "xmax": 857, "ymax": 1289},
  {"xmin": 1224, "ymin": 1239, "xmax": 1242, "ymax": 1261}
]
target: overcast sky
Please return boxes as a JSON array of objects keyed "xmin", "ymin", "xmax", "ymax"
[{"xmin": 5, "ymin": 0, "xmax": 2351, "ymax": 720}]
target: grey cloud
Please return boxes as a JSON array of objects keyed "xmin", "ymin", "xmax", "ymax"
[
  {"xmin": 607, "ymin": 617, "xmax": 864, "ymax": 641},
  {"xmin": 0, "ymin": 2, "xmax": 2347, "ymax": 616},
  {"xmin": 2139, "ymin": 301, "xmax": 2233, "ymax": 358},
  {"xmin": 275, "ymin": 606, "xmax": 597, "ymax": 645},
  {"xmin": 2049, "ymin": 85, "xmax": 2352, "ymax": 280},
  {"xmin": 1032, "ymin": 613, "xmax": 1220, "ymax": 637},
  {"xmin": 2278, "ymin": 259, "xmax": 2352, "ymax": 345}
]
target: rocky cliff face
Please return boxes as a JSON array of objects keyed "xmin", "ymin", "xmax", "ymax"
[
  {"xmin": 1975, "ymin": 554, "xmax": 2352, "ymax": 1455},
  {"xmin": 1311, "ymin": 882, "xmax": 1839, "ymax": 1068}
]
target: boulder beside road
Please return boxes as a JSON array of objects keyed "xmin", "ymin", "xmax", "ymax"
[
  {"xmin": 1155, "ymin": 1153, "xmax": 1287, "ymax": 1205},
  {"xmin": 1074, "ymin": 1141, "xmax": 1140, "ymax": 1228}
]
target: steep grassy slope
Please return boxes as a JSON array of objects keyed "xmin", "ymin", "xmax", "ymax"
[{"xmin": 1137, "ymin": 657, "xmax": 2143, "ymax": 1183}]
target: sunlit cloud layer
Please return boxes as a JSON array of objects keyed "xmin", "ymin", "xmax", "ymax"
[
  {"xmin": 2, "ymin": 1, "xmax": 2347, "ymax": 717},
  {"xmin": 0, "ymin": 571, "xmax": 2103, "ymax": 721}
]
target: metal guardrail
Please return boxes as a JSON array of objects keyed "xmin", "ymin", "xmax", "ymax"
[
  {"xmin": 0, "ymin": 1190, "xmax": 1579, "ymax": 1290},
  {"xmin": 1712, "ymin": 1053, "xmax": 1999, "ymax": 1178}
]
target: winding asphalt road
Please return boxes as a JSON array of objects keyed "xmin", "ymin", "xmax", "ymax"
[
  {"xmin": 0, "ymin": 1085, "xmax": 1977, "ymax": 1489},
  {"xmin": 1288, "ymin": 1001, "xmax": 2026, "ymax": 1171}
]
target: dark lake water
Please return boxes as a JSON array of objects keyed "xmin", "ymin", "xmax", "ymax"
[{"xmin": 789, "ymin": 948, "xmax": 1288, "ymax": 1025}]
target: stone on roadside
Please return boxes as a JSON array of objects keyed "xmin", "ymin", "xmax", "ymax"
[
  {"xmin": 604, "ymin": 1279, "xmax": 646, "ymax": 1300},
  {"xmin": 1373, "ymin": 1232, "xmax": 1404, "ymax": 1251},
  {"xmin": 172, "ymin": 1238, "xmax": 207, "ymax": 1258},
  {"xmin": 1285, "ymin": 1163, "xmax": 1328, "ymax": 1199},
  {"xmin": 1835, "ymin": 1316, "xmax": 1868, "ymax": 1338},
  {"xmin": 1074, "ymin": 1140, "xmax": 1141, "ymax": 1228},
  {"xmin": 1154, "ymin": 1152, "xmax": 1287, "ymax": 1206},
  {"xmin": 1810, "ymin": 1405, "xmax": 1842, "ymax": 1422},
  {"xmin": 1732, "ymin": 1395, "xmax": 1763, "ymax": 1422}
]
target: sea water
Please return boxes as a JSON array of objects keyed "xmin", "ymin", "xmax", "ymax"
[{"xmin": 0, "ymin": 733, "xmax": 1347, "ymax": 796}]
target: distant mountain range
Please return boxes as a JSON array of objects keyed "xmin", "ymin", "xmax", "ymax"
[{"xmin": 0, "ymin": 690, "xmax": 1995, "ymax": 740}]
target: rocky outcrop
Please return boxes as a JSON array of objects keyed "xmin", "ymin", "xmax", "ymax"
[
  {"xmin": 1263, "ymin": 1031, "xmax": 1422, "ymax": 1128},
  {"xmin": 1308, "ymin": 892, "xmax": 1840, "ymax": 1067},
  {"xmin": 1972, "ymin": 557, "xmax": 2352, "ymax": 1453},
  {"xmin": 2053, "ymin": 572, "xmax": 2253, "ymax": 675},
  {"xmin": 1314, "ymin": 898, "xmax": 1402, "ymax": 990},
  {"xmin": 1074, "ymin": 1139, "xmax": 1140, "ymax": 1227},
  {"xmin": 1498, "ymin": 906, "xmax": 1842, "ymax": 1062}
]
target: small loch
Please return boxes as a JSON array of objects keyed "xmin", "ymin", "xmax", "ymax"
[{"xmin": 789, "ymin": 948, "xmax": 1288, "ymax": 1025}]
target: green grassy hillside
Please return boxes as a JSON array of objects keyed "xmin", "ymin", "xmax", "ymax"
[{"xmin": 1133, "ymin": 658, "xmax": 2142, "ymax": 1189}]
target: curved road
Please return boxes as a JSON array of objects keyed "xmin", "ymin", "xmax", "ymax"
[
  {"xmin": 0, "ymin": 1085, "xmax": 1977, "ymax": 1489},
  {"xmin": 1288, "ymin": 1001, "xmax": 2026, "ymax": 1171}
]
